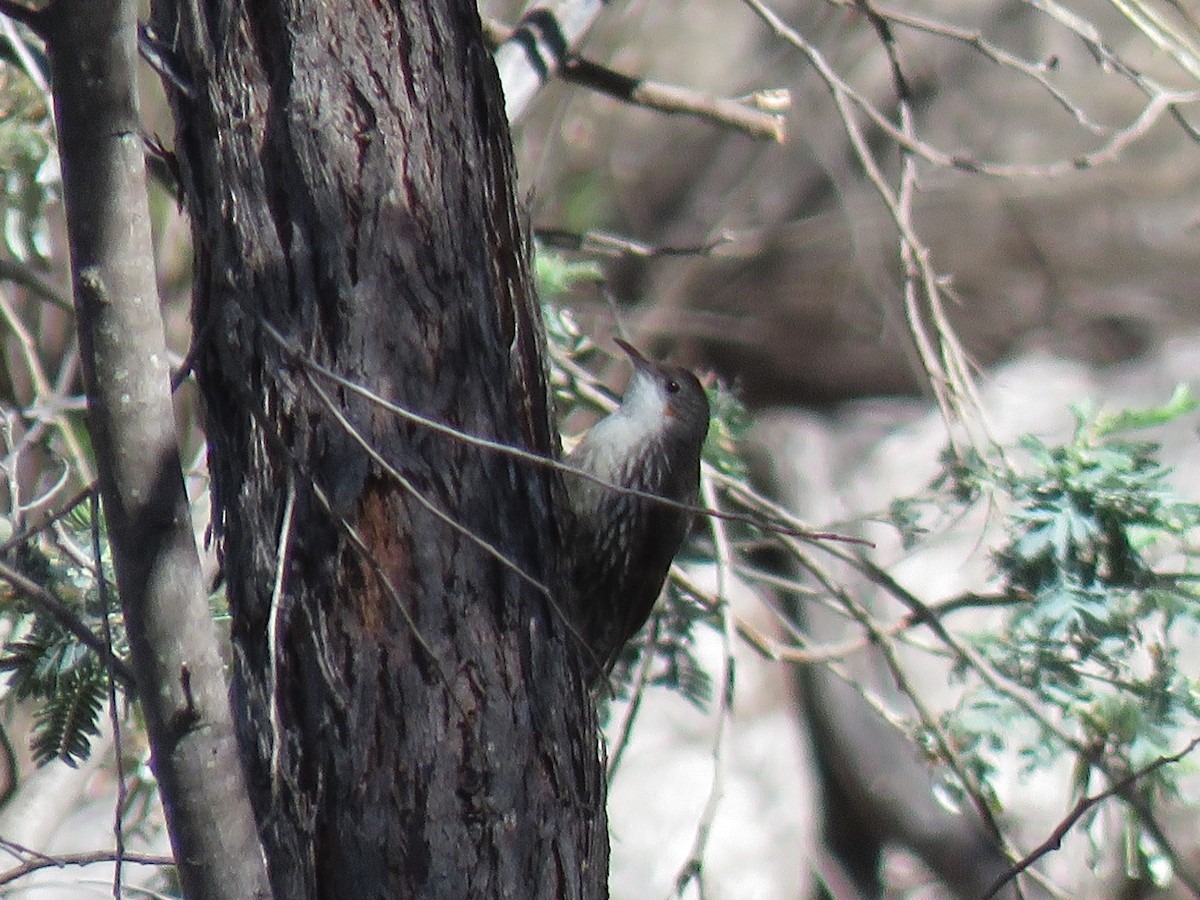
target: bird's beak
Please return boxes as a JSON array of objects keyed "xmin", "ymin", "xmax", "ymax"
[{"xmin": 614, "ymin": 338, "xmax": 653, "ymax": 373}]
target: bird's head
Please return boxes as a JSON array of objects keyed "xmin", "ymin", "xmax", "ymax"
[{"xmin": 613, "ymin": 338, "xmax": 710, "ymax": 451}]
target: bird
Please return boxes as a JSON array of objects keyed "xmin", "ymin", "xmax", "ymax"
[{"xmin": 564, "ymin": 339, "xmax": 710, "ymax": 683}]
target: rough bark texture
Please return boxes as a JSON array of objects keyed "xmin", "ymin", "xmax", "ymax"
[
  {"xmin": 152, "ymin": 0, "xmax": 608, "ymax": 896},
  {"xmin": 44, "ymin": 1, "xmax": 273, "ymax": 898}
]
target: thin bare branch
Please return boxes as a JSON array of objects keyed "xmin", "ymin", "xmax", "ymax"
[
  {"xmin": 983, "ymin": 735, "xmax": 1200, "ymax": 899},
  {"xmin": 91, "ymin": 491, "xmax": 126, "ymax": 899},
  {"xmin": 746, "ymin": 0, "xmax": 1200, "ymax": 178},
  {"xmin": 856, "ymin": 2, "xmax": 1105, "ymax": 132},
  {"xmin": 535, "ymin": 227, "xmax": 738, "ymax": 259},
  {"xmin": 605, "ymin": 616, "xmax": 660, "ymax": 782},
  {"xmin": 559, "ymin": 57, "xmax": 786, "ymax": 141},
  {"xmin": 0, "ymin": 259, "xmax": 71, "ymax": 312},
  {"xmin": 670, "ymin": 473, "xmax": 738, "ymax": 900},
  {"xmin": 0, "ymin": 292, "xmax": 94, "ymax": 482},
  {"xmin": 0, "ymin": 850, "xmax": 174, "ymax": 888},
  {"xmin": 486, "ymin": 15, "xmax": 784, "ymax": 139}
]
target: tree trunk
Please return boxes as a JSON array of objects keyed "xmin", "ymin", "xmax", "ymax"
[
  {"xmin": 44, "ymin": 1, "xmax": 272, "ymax": 897},
  {"xmin": 152, "ymin": 0, "xmax": 609, "ymax": 896}
]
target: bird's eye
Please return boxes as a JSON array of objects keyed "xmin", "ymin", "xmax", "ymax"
[{"xmin": 666, "ymin": 379, "xmax": 681, "ymax": 394}]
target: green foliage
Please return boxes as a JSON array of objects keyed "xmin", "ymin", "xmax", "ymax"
[
  {"xmin": 0, "ymin": 619, "xmax": 107, "ymax": 767},
  {"xmin": 534, "ymin": 247, "xmax": 604, "ymax": 300},
  {"xmin": 702, "ymin": 379, "xmax": 750, "ymax": 480},
  {"xmin": 0, "ymin": 506, "xmax": 125, "ymax": 768},
  {"xmin": 916, "ymin": 387, "xmax": 1200, "ymax": 822}
]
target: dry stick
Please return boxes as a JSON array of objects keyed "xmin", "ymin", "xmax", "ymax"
[
  {"xmin": 837, "ymin": 0, "xmax": 994, "ymax": 455},
  {"xmin": 266, "ymin": 473, "xmax": 296, "ymax": 800},
  {"xmin": 1020, "ymin": 0, "xmax": 1179, "ymax": 100},
  {"xmin": 1109, "ymin": 0, "xmax": 1200, "ymax": 81},
  {"xmin": 861, "ymin": 1, "xmax": 1105, "ymax": 132},
  {"xmin": 670, "ymin": 473, "xmax": 738, "ymax": 900},
  {"xmin": 0, "ymin": 850, "xmax": 174, "ymax": 888},
  {"xmin": 91, "ymin": 491, "xmax": 125, "ymax": 900},
  {"xmin": 534, "ymin": 227, "xmax": 738, "ymax": 259},
  {"xmin": 0, "ymin": 483, "xmax": 95, "ymax": 558},
  {"xmin": 845, "ymin": 0, "xmax": 972, "ymax": 442},
  {"xmin": 1019, "ymin": 0, "xmax": 1200, "ymax": 143},
  {"xmin": 982, "ymin": 735, "xmax": 1200, "ymax": 900},
  {"xmin": 866, "ymin": 0, "xmax": 995, "ymax": 455},
  {"xmin": 558, "ymin": 57, "xmax": 786, "ymax": 141},
  {"xmin": 484, "ymin": 16, "xmax": 785, "ymax": 140},
  {"xmin": 0, "ymin": 258, "xmax": 72, "ymax": 312},
  {"xmin": 0, "ymin": 292, "xmax": 95, "ymax": 482},
  {"xmin": 743, "ymin": 0, "xmax": 1200, "ymax": 178}
]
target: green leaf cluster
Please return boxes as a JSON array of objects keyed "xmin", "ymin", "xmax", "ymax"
[
  {"xmin": 933, "ymin": 386, "xmax": 1200, "ymax": 802},
  {"xmin": 0, "ymin": 617, "xmax": 107, "ymax": 767},
  {"xmin": 0, "ymin": 510, "xmax": 125, "ymax": 768}
]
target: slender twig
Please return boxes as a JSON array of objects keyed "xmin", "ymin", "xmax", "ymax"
[
  {"xmin": 0, "ymin": 850, "xmax": 174, "ymax": 888},
  {"xmin": 91, "ymin": 492, "xmax": 125, "ymax": 900},
  {"xmin": 561, "ymin": 57, "xmax": 786, "ymax": 141},
  {"xmin": 858, "ymin": 2, "xmax": 1105, "ymax": 132},
  {"xmin": 0, "ymin": 292, "xmax": 95, "ymax": 482},
  {"xmin": 744, "ymin": 0, "xmax": 1200, "ymax": 178},
  {"xmin": 267, "ymin": 473, "xmax": 295, "ymax": 795},
  {"xmin": 982, "ymin": 735, "xmax": 1200, "ymax": 899},
  {"xmin": 670, "ymin": 474, "xmax": 737, "ymax": 900},
  {"xmin": 535, "ymin": 227, "xmax": 738, "ymax": 259},
  {"xmin": 485, "ymin": 15, "xmax": 787, "ymax": 139},
  {"xmin": 1109, "ymin": 0, "xmax": 1200, "ymax": 81},
  {"xmin": 0, "ymin": 259, "xmax": 71, "ymax": 312},
  {"xmin": 0, "ymin": 483, "xmax": 95, "ymax": 558}
]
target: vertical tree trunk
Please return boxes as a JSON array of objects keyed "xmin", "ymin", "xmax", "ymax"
[
  {"xmin": 152, "ymin": 0, "xmax": 608, "ymax": 896},
  {"xmin": 44, "ymin": 1, "xmax": 272, "ymax": 897}
]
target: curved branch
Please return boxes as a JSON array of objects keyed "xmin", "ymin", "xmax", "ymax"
[{"xmin": 0, "ymin": 849, "xmax": 174, "ymax": 887}]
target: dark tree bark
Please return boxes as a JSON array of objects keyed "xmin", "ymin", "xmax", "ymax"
[
  {"xmin": 152, "ymin": 0, "xmax": 608, "ymax": 897},
  {"xmin": 42, "ymin": 2, "xmax": 273, "ymax": 898}
]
